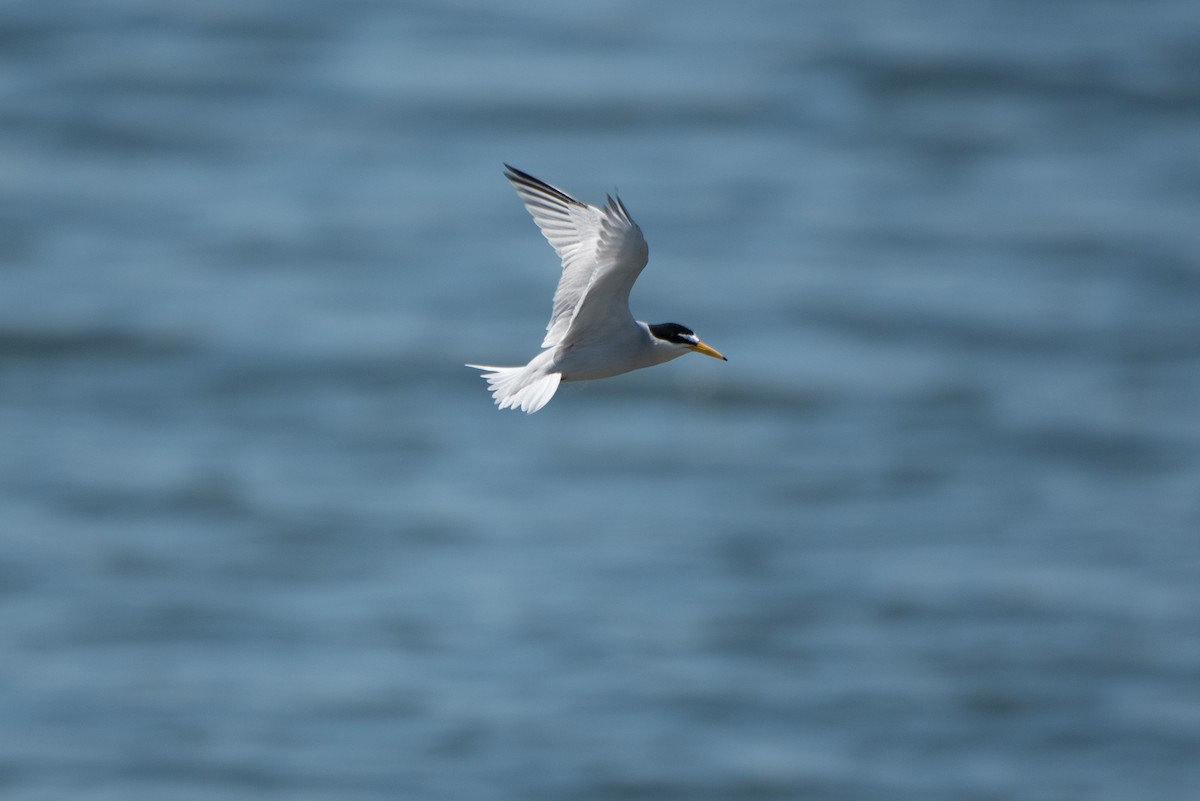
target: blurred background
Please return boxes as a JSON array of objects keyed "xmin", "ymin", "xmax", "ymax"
[{"xmin": 3, "ymin": 1, "xmax": 1199, "ymax": 799}]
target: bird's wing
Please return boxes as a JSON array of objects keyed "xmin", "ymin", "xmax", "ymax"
[{"xmin": 505, "ymin": 165, "xmax": 649, "ymax": 348}]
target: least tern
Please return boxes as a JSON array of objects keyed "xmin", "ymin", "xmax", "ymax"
[{"xmin": 468, "ymin": 165, "xmax": 726, "ymax": 413}]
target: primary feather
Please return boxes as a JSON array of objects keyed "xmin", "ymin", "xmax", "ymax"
[{"xmin": 504, "ymin": 165, "xmax": 649, "ymax": 349}]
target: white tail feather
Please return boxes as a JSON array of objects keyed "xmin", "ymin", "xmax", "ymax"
[{"xmin": 466, "ymin": 364, "xmax": 562, "ymax": 414}]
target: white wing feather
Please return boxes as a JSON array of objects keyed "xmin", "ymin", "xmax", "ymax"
[{"xmin": 504, "ymin": 165, "xmax": 649, "ymax": 348}]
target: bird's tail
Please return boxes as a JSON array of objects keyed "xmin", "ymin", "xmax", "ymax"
[{"xmin": 466, "ymin": 362, "xmax": 562, "ymax": 414}]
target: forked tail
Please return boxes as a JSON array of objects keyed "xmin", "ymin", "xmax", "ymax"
[{"xmin": 466, "ymin": 363, "xmax": 562, "ymax": 414}]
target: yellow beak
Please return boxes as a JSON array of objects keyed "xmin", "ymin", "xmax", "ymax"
[{"xmin": 688, "ymin": 340, "xmax": 727, "ymax": 361}]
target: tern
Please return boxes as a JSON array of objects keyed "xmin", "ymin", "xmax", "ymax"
[{"xmin": 467, "ymin": 165, "xmax": 726, "ymax": 413}]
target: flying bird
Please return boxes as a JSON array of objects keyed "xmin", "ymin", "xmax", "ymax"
[{"xmin": 467, "ymin": 165, "xmax": 726, "ymax": 413}]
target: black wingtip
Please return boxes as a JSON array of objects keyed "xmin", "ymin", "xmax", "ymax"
[
  {"xmin": 503, "ymin": 163, "xmax": 540, "ymax": 183},
  {"xmin": 502, "ymin": 165, "xmax": 587, "ymax": 207}
]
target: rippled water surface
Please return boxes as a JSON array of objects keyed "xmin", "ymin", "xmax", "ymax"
[{"xmin": 3, "ymin": 1, "xmax": 1200, "ymax": 799}]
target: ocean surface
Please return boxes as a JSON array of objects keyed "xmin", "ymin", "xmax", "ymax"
[{"xmin": 3, "ymin": 1, "xmax": 1199, "ymax": 799}]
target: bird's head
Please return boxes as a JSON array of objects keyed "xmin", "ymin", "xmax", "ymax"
[{"xmin": 648, "ymin": 322, "xmax": 727, "ymax": 361}]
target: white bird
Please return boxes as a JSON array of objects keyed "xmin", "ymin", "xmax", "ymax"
[{"xmin": 468, "ymin": 165, "xmax": 726, "ymax": 413}]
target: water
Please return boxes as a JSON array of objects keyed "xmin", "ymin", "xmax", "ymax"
[{"xmin": 3, "ymin": 1, "xmax": 1199, "ymax": 799}]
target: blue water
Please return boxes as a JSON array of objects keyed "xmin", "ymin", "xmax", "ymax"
[{"xmin": 3, "ymin": 1, "xmax": 1200, "ymax": 799}]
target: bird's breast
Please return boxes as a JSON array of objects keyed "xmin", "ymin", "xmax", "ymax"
[{"xmin": 553, "ymin": 326, "xmax": 672, "ymax": 382}]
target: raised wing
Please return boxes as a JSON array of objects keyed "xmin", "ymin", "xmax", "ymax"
[{"xmin": 504, "ymin": 165, "xmax": 649, "ymax": 348}]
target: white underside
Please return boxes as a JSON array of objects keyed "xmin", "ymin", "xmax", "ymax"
[{"xmin": 468, "ymin": 322, "xmax": 685, "ymax": 414}]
